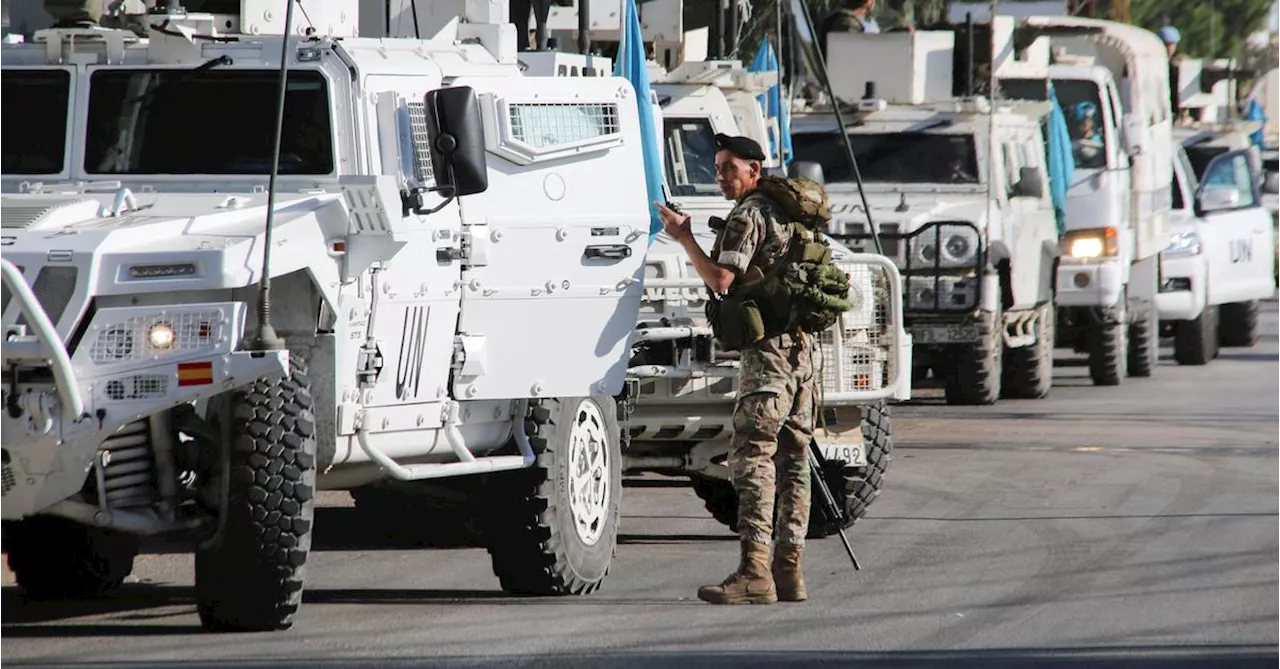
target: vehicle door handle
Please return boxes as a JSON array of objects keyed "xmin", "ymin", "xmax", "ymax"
[
  {"xmin": 583, "ymin": 244, "xmax": 632, "ymax": 260},
  {"xmin": 1254, "ymin": 228, "xmax": 1266, "ymax": 234}
]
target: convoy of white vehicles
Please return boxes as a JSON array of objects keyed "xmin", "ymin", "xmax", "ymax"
[{"xmin": 0, "ymin": 0, "xmax": 1273, "ymax": 636}]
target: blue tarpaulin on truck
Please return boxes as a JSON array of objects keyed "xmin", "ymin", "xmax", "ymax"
[
  {"xmin": 1045, "ymin": 82, "xmax": 1075, "ymax": 235},
  {"xmin": 614, "ymin": 0, "xmax": 667, "ymax": 242}
]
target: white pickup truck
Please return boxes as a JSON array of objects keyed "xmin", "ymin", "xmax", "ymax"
[{"xmin": 1158, "ymin": 144, "xmax": 1277, "ymax": 363}]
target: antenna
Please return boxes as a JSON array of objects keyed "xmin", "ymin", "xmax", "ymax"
[
  {"xmin": 785, "ymin": 0, "xmax": 884, "ymax": 256},
  {"xmin": 247, "ymin": 0, "xmax": 299, "ymax": 352}
]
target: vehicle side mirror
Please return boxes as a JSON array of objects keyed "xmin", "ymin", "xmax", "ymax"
[
  {"xmin": 788, "ymin": 160, "xmax": 826, "ymax": 186},
  {"xmin": 1121, "ymin": 115, "xmax": 1146, "ymax": 156},
  {"xmin": 1264, "ymin": 171, "xmax": 1279, "ymax": 195},
  {"xmin": 423, "ymin": 85, "xmax": 488, "ymax": 198},
  {"xmin": 1196, "ymin": 184, "xmax": 1241, "ymax": 214},
  {"xmin": 1014, "ymin": 166, "xmax": 1045, "ymax": 199}
]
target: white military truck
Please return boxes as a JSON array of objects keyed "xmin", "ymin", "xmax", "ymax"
[
  {"xmin": 2, "ymin": 0, "xmax": 659, "ymax": 632},
  {"xmin": 800, "ymin": 27, "xmax": 1062, "ymax": 406},
  {"xmin": 998, "ymin": 16, "xmax": 1173, "ymax": 387},
  {"xmin": 627, "ymin": 55, "xmax": 911, "ymax": 537}
]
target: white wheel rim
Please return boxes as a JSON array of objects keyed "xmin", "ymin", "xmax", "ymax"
[{"xmin": 566, "ymin": 399, "xmax": 611, "ymax": 546}]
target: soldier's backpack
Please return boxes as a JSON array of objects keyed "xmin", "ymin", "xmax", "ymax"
[{"xmin": 707, "ymin": 175, "xmax": 853, "ymax": 351}]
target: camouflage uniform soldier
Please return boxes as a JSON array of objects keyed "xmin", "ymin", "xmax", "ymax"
[
  {"xmin": 818, "ymin": 0, "xmax": 914, "ymax": 61},
  {"xmin": 654, "ymin": 134, "xmax": 817, "ymax": 605}
]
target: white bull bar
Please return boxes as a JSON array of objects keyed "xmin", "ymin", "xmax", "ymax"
[
  {"xmin": 0, "ymin": 257, "xmax": 86, "ymax": 421},
  {"xmin": 629, "ymin": 255, "xmax": 912, "ymax": 404}
]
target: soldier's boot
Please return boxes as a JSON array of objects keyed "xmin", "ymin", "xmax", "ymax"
[
  {"xmin": 772, "ymin": 543, "xmax": 807, "ymax": 602},
  {"xmin": 697, "ymin": 540, "xmax": 777, "ymax": 605}
]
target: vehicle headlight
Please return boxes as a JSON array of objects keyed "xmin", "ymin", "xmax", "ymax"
[
  {"xmin": 1062, "ymin": 227, "xmax": 1120, "ymax": 259},
  {"xmin": 1163, "ymin": 231, "xmax": 1202, "ymax": 257},
  {"xmin": 147, "ymin": 321, "xmax": 177, "ymax": 349},
  {"xmin": 944, "ymin": 234, "xmax": 972, "ymax": 261}
]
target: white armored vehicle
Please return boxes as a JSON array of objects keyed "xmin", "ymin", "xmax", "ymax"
[
  {"xmin": 804, "ymin": 26, "xmax": 1062, "ymax": 405},
  {"xmin": 2, "ymin": 0, "xmax": 658, "ymax": 632},
  {"xmin": 629, "ymin": 53, "xmax": 911, "ymax": 537},
  {"xmin": 998, "ymin": 16, "xmax": 1174, "ymax": 386}
]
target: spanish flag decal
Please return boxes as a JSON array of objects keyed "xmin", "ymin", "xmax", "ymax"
[{"xmin": 177, "ymin": 361, "xmax": 214, "ymax": 387}]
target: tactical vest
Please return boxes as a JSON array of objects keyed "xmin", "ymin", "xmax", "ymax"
[{"xmin": 706, "ymin": 176, "xmax": 853, "ymax": 352}]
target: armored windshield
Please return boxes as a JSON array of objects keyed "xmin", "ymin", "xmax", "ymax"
[
  {"xmin": 791, "ymin": 132, "xmax": 980, "ymax": 185},
  {"xmin": 1001, "ymin": 78, "xmax": 1107, "ymax": 169},
  {"xmin": 85, "ymin": 69, "xmax": 334, "ymax": 175},
  {"xmin": 663, "ymin": 117, "xmax": 721, "ymax": 196},
  {"xmin": 2, "ymin": 69, "xmax": 72, "ymax": 175}
]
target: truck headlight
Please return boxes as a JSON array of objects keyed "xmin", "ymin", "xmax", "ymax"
[
  {"xmin": 147, "ymin": 321, "xmax": 177, "ymax": 349},
  {"xmin": 1162, "ymin": 231, "xmax": 1202, "ymax": 257},
  {"xmin": 1062, "ymin": 227, "xmax": 1119, "ymax": 259}
]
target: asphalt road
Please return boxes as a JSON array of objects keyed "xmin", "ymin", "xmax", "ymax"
[{"xmin": 4, "ymin": 303, "xmax": 1278, "ymax": 669}]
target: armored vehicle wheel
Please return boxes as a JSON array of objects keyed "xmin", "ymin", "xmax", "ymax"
[
  {"xmin": 690, "ymin": 402, "xmax": 894, "ymax": 539},
  {"xmin": 194, "ymin": 353, "xmax": 317, "ymax": 632},
  {"xmin": 1218, "ymin": 301, "xmax": 1260, "ymax": 347},
  {"xmin": 1127, "ymin": 304, "xmax": 1159, "ymax": 378},
  {"xmin": 1174, "ymin": 306, "xmax": 1219, "ymax": 366},
  {"xmin": 945, "ymin": 306, "xmax": 1003, "ymax": 405},
  {"xmin": 1002, "ymin": 302, "xmax": 1055, "ymax": 399},
  {"xmin": 3, "ymin": 516, "xmax": 140, "ymax": 599},
  {"xmin": 1088, "ymin": 302, "xmax": 1128, "ymax": 386},
  {"xmin": 483, "ymin": 396, "xmax": 621, "ymax": 596}
]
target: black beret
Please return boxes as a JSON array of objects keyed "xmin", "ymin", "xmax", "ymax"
[{"xmin": 714, "ymin": 133, "xmax": 767, "ymax": 162}]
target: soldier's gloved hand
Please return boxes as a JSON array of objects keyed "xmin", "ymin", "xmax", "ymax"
[{"xmin": 654, "ymin": 200, "xmax": 693, "ymax": 242}]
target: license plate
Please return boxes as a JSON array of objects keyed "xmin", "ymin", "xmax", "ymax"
[
  {"xmin": 909, "ymin": 325, "xmax": 980, "ymax": 344},
  {"xmin": 817, "ymin": 439, "xmax": 868, "ymax": 468}
]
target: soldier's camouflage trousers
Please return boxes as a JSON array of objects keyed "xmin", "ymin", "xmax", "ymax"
[{"xmin": 730, "ymin": 331, "xmax": 816, "ymax": 547}]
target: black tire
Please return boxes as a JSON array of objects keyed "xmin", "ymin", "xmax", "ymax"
[
  {"xmin": 3, "ymin": 516, "xmax": 140, "ymax": 599},
  {"xmin": 1127, "ymin": 303, "xmax": 1159, "ymax": 378},
  {"xmin": 1174, "ymin": 306, "xmax": 1218, "ymax": 366},
  {"xmin": 483, "ymin": 396, "xmax": 621, "ymax": 596},
  {"xmin": 194, "ymin": 353, "xmax": 317, "ymax": 632},
  {"xmin": 1218, "ymin": 301, "xmax": 1260, "ymax": 347},
  {"xmin": 1002, "ymin": 303, "xmax": 1055, "ymax": 399},
  {"xmin": 944, "ymin": 307, "xmax": 1003, "ymax": 405},
  {"xmin": 690, "ymin": 402, "xmax": 894, "ymax": 539},
  {"xmin": 1088, "ymin": 304, "xmax": 1127, "ymax": 386}
]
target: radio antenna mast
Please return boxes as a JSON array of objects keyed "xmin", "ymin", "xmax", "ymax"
[{"xmin": 247, "ymin": 0, "xmax": 298, "ymax": 352}]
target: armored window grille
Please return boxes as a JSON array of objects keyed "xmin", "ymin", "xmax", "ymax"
[
  {"xmin": 507, "ymin": 102, "xmax": 620, "ymax": 149},
  {"xmin": 404, "ymin": 102, "xmax": 435, "ymax": 185}
]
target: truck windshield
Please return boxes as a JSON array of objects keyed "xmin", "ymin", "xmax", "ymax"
[
  {"xmin": 85, "ymin": 69, "xmax": 334, "ymax": 175},
  {"xmin": 663, "ymin": 116, "xmax": 721, "ymax": 196},
  {"xmin": 1001, "ymin": 77, "xmax": 1107, "ymax": 169},
  {"xmin": 2, "ymin": 69, "xmax": 72, "ymax": 175},
  {"xmin": 791, "ymin": 132, "xmax": 980, "ymax": 185}
]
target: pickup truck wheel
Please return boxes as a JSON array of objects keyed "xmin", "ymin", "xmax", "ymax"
[
  {"xmin": 1088, "ymin": 303, "xmax": 1127, "ymax": 386},
  {"xmin": 1174, "ymin": 306, "xmax": 1218, "ymax": 365},
  {"xmin": 1218, "ymin": 301, "xmax": 1259, "ymax": 347},
  {"xmin": 944, "ymin": 307, "xmax": 1002, "ymax": 405},
  {"xmin": 3, "ymin": 516, "xmax": 139, "ymax": 599},
  {"xmin": 1002, "ymin": 303, "xmax": 1054, "ymax": 399},
  {"xmin": 690, "ymin": 402, "xmax": 894, "ymax": 539},
  {"xmin": 483, "ymin": 396, "xmax": 621, "ymax": 596},
  {"xmin": 194, "ymin": 353, "xmax": 317, "ymax": 632},
  {"xmin": 1127, "ymin": 304, "xmax": 1159, "ymax": 377}
]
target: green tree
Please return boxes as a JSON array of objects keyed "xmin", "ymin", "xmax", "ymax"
[{"xmin": 1096, "ymin": 0, "xmax": 1275, "ymax": 59}]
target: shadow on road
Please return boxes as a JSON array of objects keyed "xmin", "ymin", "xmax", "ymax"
[{"xmin": 0, "ymin": 647, "xmax": 1275, "ymax": 668}]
